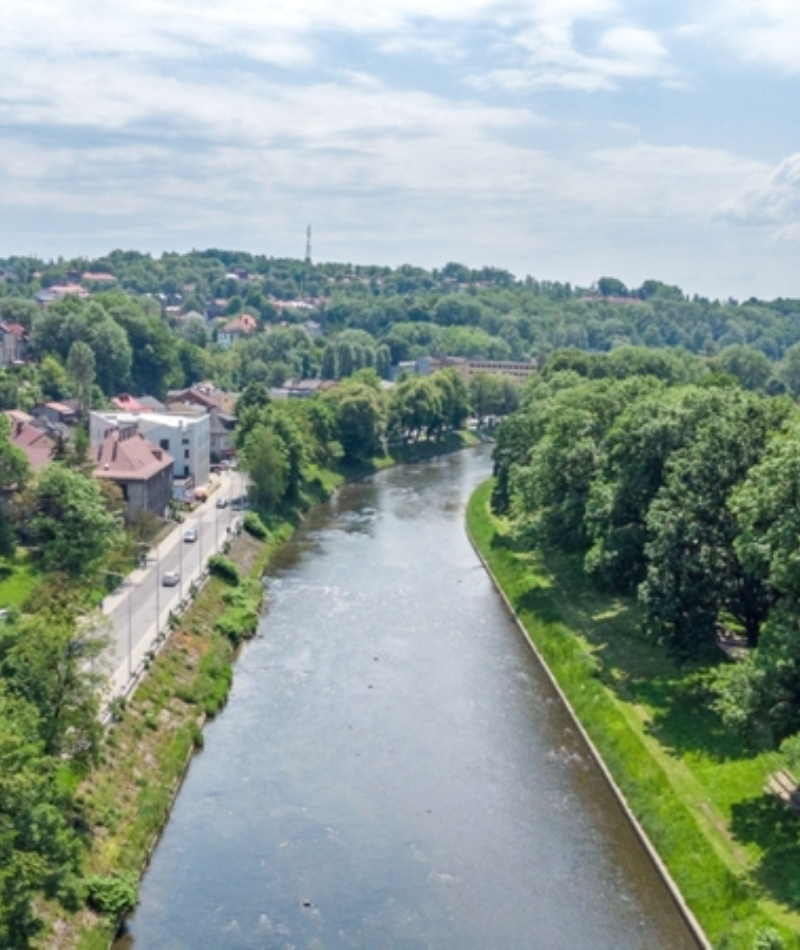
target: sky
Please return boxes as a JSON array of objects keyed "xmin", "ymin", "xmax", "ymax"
[{"xmin": 2, "ymin": 1, "xmax": 800, "ymax": 300}]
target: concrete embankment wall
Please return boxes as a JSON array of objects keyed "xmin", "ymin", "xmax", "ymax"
[{"xmin": 465, "ymin": 519, "xmax": 712, "ymax": 950}]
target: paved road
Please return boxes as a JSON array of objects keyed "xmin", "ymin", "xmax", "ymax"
[{"xmin": 101, "ymin": 468, "xmax": 248, "ymax": 699}]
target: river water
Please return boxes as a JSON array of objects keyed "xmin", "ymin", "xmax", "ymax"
[{"xmin": 122, "ymin": 446, "xmax": 698, "ymax": 949}]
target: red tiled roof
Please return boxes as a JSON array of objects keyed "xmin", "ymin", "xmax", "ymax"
[
  {"xmin": 222, "ymin": 313, "xmax": 258, "ymax": 334},
  {"xmin": 112, "ymin": 393, "xmax": 146, "ymax": 412},
  {"xmin": 9, "ymin": 421, "xmax": 56, "ymax": 472},
  {"xmin": 94, "ymin": 428, "xmax": 173, "ymax": 481}
]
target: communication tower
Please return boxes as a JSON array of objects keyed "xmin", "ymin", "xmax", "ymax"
[{"xmin": 305, "ymin": 224, "xmax": 312, "ymax": 264}]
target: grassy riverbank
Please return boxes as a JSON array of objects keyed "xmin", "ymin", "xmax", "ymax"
[
  {"xmin": 40, "ymin": 524, "xmax": 293, "ymax": 950},
  {"xmin": 466, "ymin": 479, "xmax": 800, "ymax": 949}
]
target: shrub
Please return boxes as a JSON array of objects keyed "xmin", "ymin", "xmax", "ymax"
[
  {"xmin": 243, "ymin": 510, "xmax": 268, "ymax": 540},
  {"xmin": 207, "ymin": 554, "xmax": 240, "ymax": 586},
  {"xmin": 753, "ymin": 928, "xmax": 785, "ymax": 950},
  {"xmin": 85, "ymin": 872, "xmax": 138, "ymax": 918}
]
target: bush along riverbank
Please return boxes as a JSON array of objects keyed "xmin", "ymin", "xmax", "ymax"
[
  {"xmin": 466, "ymin": 479, "xmax": 800, "ymax": 950},
  {"xmin": 39, "ymin": 434, "xmax": 480, "ymax": 950},
  {"xmin": 38, "ymin": 522, "xmax": 292, "ymax": 950}
]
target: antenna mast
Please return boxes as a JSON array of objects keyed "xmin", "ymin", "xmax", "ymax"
[{"xmin": 305, "ymin": 224, "xmax": 312, "ymax": 265}]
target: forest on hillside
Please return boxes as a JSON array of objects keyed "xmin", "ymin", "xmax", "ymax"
[{"xmin": 2, "ymin": 251, "xmax": 800, "ymax": 407}]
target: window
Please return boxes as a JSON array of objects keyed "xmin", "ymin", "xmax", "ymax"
[
  {"xmin": 160, "ymin": 439, "xmax": 170, "ymax": 451},
  {"xmin": 184, "ymin": 449, "xmax": 189, "ymax": 459}
]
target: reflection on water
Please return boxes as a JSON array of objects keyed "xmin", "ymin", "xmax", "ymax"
[{"xmin": 122, "ymin": 447, "xmax": 698, "ymax": 950}]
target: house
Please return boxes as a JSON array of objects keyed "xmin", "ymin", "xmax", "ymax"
[
  {"xmin": 217, "ymin": 313, "xmax": 258, "ymax": 350},
  {"xmin": 0, "ymin": 322, "xmax": 28, "ymax": 367},
  {"xmin": 90, "ymin": 409, "xmax": 210, "ymax": 491},
  {"xmin": 8, "ymin": 417, "xmax": 58, "ymax": 473},
  {"xmin": 32, "ymin": 401, "xmax": 79, "ymax": 426},
  {"xmin": 93, "ymin": 425, "xmax": 174, "ymax": 517},
  {"xmin": 272, "ymin": 378, "xmax": 337, "ymax": 400},
  {"xmin": 165, "ymin": 384, "xmax": 239, "ymax": 459},
  {"xmin": 112, "ymin": 393, "xmax": 148, "ymax": 413},
  {"xmin": 33, "ymin": 283, "xmax": 90, "ymax": 307}
]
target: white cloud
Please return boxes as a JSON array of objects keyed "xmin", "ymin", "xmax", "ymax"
[
  {"xmin": 471, "ymin": 17, "xmax": 671, "ymax": 92},
  {"xmin": 718, "ymin": 153, "xmax": 800, "ymax": 237},
  {"xmin": 685, "ymin": 1, "xmax": 800, "ymax": 73}
]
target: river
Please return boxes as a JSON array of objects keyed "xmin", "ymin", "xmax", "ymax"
[{"xmin": 121, "ymin": 446, "xmax": 698, "ymax": 949}]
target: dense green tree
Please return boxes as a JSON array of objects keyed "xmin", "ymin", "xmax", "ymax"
[
  {"xmin": 639, "ymin": 392, "xmax": 788, "ymax": 659},
  {"xmin": 325, "ymin": 382, "xmax": 386, "ymax": 462},
  {"xmin": 469, "ymin": 372, "xmax": 507, "ymax": 424},
  {"xmin": 0, "ymin": 685, "xmax": 83, "ymax": 947},
  {"xmin": 432, "ymin": 368, "xmax": 469, "ymax": 432},
  {"xmin": 714, "ymin": 344, "xmax": 772, "ymax": 391},
  {"xmin": 777, "ymin": 341, "xmax": 800, "ymax": 397},
  {"xmin": 66, "ymin": 340, "xmax": 95, "ymax": 415},
  {"xmin": 584, "ymin": 385, "xmax": 712, "ymax": 592},
  {"xmin": 241, "ymin": 424, "xmax": 288, "ymax": 511},
  {"xmin": 0, "ymin": 611, "xmax": 106, "ymax": 761},
  {"xmin": 388, "ymin": 377, "xmax": 443, "ymax": 442},
  {"xmin": 0, "ymin": 414, "xmax": 30, "ymax": 495},
  {"xmin": 101, "ymin": 293, "xmax": 181, "ymax": 396},
  {"xmin": 39, "ymin": 355, "xmax": 70, "ymax": 401},
  {"xmin": 31, "ymin": 465, "xmax": 122, "ymax": 575}
]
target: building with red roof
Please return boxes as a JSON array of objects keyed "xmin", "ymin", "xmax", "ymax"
[{"xmin": 93, "ymin": 424, "xmax": 174, "ymax": 517}]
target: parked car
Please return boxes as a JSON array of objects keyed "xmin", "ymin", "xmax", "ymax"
[
  {"xmin": 162, "ymin": 571, "xmax": 180, "ymax": 587},
  {"xmin": 183, "ymin": 528, "xmax": 198, "ymax": 542}
]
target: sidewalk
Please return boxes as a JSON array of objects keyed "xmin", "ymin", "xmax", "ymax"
[{"xmin": 101, "ymin": 468, "xmax": 247, "ymax": 702}]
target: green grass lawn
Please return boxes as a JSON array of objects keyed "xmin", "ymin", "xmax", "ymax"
[
  {"xmin": 0, "ymin": 549, "xmax": 40, "ymax": 609},
  {"xmin": 467, "ymin": 479, "xmax": 800, "ymax": 948}
]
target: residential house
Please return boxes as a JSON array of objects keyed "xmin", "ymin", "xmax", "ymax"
[
  {"xmin": 90, "ymin": 409, "xmax": 210, "ymax": 492},
  {"xmin": 33, "ymin": 283, "xmax": 90, "ymax": 306},
  {"xmin": 0, "ymin": 322, "xmax": 28, "ymax": 367},
  {"xmin": 165, "ymin": 384, "xmax": 239, "ymax": 460},
  {"xmin": 7, "ymin": 416, "xmax": 57, "ymax": 473},
  {"xmin": 93, "ymin": 425, "xmax": 174, "ymax": 517},
  {"xmin": 32, "ymin": 401, "xmax": 79, "ymax": 426},
  {"xmin": 112, "ymin": 393, "xmax": 148, "ymax": 413},
  {"xmin": 217, "ymin": 313, "xmax": 258, "ymax": 350},
  {"xmin": 271, "ymin": 378, "xmax": 337, "ymax": 400}
]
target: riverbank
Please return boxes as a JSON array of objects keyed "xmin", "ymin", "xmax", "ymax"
[
  {"xmin": 39, "ymin": 431, "xmax": 480, "ymax": 949},
  {"xmin": 40, "ymin": 525, "xmax": 291, "ymax": 950},
  {"xmin": 466, "ymin": 479, "xmax": 800, "ymax": 950}
]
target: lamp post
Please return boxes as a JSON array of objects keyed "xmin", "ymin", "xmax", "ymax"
[{"xmin": 155, "ymin": 542, "xmax": 161, "ymax": 636}]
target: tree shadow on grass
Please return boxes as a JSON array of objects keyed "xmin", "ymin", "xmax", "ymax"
[
  {"xmin": 490, "ymin": 531, "xmax": 525, "ymax": 554},
  {"xmin": 730, "ymin": 794, "xmax": 800, "ymax": 911},
  {"xmin": 514, "ymin": 584, "xmax": 563, "ymax": 625},
  {"xmin": 625, "ymin": 672, "xmax": 758, "ymax": 763}
]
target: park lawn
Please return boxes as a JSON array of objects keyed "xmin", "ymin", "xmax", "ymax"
[
  {"xmin": 0, "ymin": 549, "xmax": 40, "ymax": 609},
  {"xmin": 467, "ymin": 479, "xmax": 800, "ymax": 948}
]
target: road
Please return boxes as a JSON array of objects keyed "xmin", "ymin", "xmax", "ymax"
[{"xmin": 101, "ymin": 467, "xmax": 248, "ymax": 699}]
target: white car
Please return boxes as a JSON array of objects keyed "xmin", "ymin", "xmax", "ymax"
[
  {"xmin": 183, "ymin": 528, "xmax": 198, "ymax": 542},
  {"xmin": 162, "ymin": 571, "xmax": 180, "ymax": 587}
]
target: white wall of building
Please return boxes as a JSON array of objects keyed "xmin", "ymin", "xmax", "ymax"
[{"xmin": 90, "ymin": 411, "xmax": 211, "ymax": 487}]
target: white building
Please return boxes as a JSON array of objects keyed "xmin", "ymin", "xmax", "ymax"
[{"xmin": 90, "ymin": 409, "xmax": 211, "ymax": 490}]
